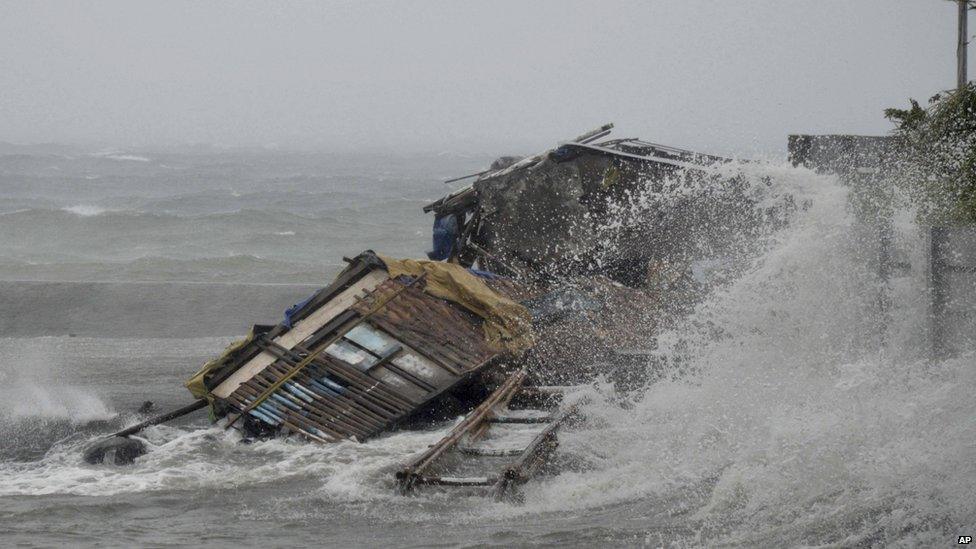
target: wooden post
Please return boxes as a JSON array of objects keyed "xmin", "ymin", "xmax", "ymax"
[
  {"xmin": 960, "ymin": 0, "xmax": 969, "ymax": 90},
  {"xmin": 110, "ymin": 399, "xmax": 208, "ymax": 438}
]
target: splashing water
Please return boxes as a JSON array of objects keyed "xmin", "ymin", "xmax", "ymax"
[
  {"xmin": 512, "ymin": 162, "xmax": 976, "ymax": 546},
  {"xmin": 0, "ymin": 384, "xmax": 114, "ymax": 423},
  {"xmin": 0, "ymin": 338, "xmax": 118, "ymax": 462},
  {"xmin": 0, "ymin": 161, "xmax": 972, "ymax": 547},
  {"xmin": 0, "ymin": 340, "xmax": 116, "ymax": 424}
]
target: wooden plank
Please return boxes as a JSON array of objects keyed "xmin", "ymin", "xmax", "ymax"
[
  {"xmin": 206, "ymin": 261, "xmax": 375, "ymax": 390},
  {"xmin": 256, "ymin": 334, "xmax": 414, "ymax": 413},
  {"xmin": 284, "ymin": 259, "xmax": 373, "ymax": 326},
  {"xmin": 417, "ymin": 476, "xmax": 495, "ymax": 487},
  {"xmin": 212, "ymin": 270, "xmax": 388, "ymax": 398},
  {"xmin": 456, "ymin": 446, "xmax": 524, "ymax": 457},
  {"xmin": 492, "ymin": 407, "xmax": 576, "ymax": 501},
  {"xmin": 396, "ymin": 368, "xmax": 526, "ymax": 494},
  {"xmin": 345, "ymin": 323, "xmax": 459, "ymax": 385},
  {"xmin": 488, "ymin": 415, "xmax": 552, "ymax": 424}
]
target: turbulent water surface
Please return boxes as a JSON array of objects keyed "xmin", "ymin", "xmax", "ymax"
[{"xmin": 0, "ymin": 148, "xmax": 972, "ymax": 547}]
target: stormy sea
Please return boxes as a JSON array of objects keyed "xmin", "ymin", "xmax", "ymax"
[{"xmin": 0, "ymin": 147, "xmax": 972, "ymax": 547}]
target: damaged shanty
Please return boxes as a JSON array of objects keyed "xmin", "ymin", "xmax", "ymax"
[
  {"xmin": 184, "ymin": 252, "xmax": 535, "ymax": 443},
  {"xmin": 174, "ymin": 250, "xmax": 583, "ymax": 497},
  {"xmin": 422, "ymin": 123, "xmax": 745, "ymax": 385},
  {"xmin": 97, "ymin": 124, "xmax": 729, "ymax": 496},
  {"xmin": 423, "ymin": 122, "xmax": 734, "ymax": 289}
]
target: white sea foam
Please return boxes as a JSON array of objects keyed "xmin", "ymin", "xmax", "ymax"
[
  {"xmin": 62, "ymin": 204, "xmax": 107, "ymax": 217},
  {"xmin": 90, "ymin": 151, "xmax": 151, "ymax": 162},
  {"xmin": 0, "ymin": 422, "xmax": 439, "ymax": 498}
]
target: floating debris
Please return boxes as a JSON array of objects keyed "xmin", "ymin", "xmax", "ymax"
[
  {"xmin": 396, "ymin": 367, "xmax": 575, "ymax": 501},
  {"xmin": 83, "ymin": 437, "xmax": 147, "ymax": 465}
]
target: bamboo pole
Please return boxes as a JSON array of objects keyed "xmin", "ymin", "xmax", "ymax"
[
  {"xmin": 242, "ymin": 375, "xmax": 373, "ymax": 438},
  {"xmin": 396, "ymin": 368, "xmax": 526, "ymax": 493},
  {"xmin": 262, "ymin": 362, "xmax": 390, "ymax": 427},
  {"xmin": 227, "ymin": 392, "xmax": 336, "ymax": 443},
  {"xmin": 259, "ymin": 336, "xmax": 413, "ymax": 413},
  {"xmin": 110, "ymin": 399, "xmax": 208, "ymax": 438}
]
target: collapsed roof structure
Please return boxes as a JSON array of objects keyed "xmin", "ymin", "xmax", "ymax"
[
  {"xmin": 181, "ymin": 124, "xmax": 739, "ymax": 438},
  {"xmin": 104, "ymin": 124, "xmax": 742, "ymax": 498},
  {"xmin": 185, "ymin": 252, "xmax": 534, "ymax": 443},
  {"xmin": 423, "ymin": 123, "xmax": 733, "ymax": 288}
]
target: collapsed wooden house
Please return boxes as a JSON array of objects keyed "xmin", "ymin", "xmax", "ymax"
[
  {"xmin": 423, "ymin": 123, "xmax": 735, "ymax": 288},
  {"xmin": 158, "ymin": 124, "xmax": 739, "ymax": 496},
  {"xmin": 176, "ymin": 251, "xmax": 587, "ymax": 499},
  {"xmin": 184, "ymin": 252, "xmax": 534, "ymax": 443}
]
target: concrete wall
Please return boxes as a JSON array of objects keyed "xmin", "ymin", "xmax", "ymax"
[{"xmin": 931, "ymin": 227, "xmax": 976, "ymax": 357}]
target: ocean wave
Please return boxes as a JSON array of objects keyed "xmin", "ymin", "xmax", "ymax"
[
  {"xmin": 0, "ymin": 208, "xmax": 34, "ymax": 217},
  {"xmin": 0, "ymin": 206, "xmax": 335, "ymax": 227},
  {"xmin": 61, "ymin": 204, "xmax": 108, "ymax": 217},
  {"xmin": 0, "ymin": 255, "xmax": 344, "ymax": 285},
  {"xmin": 90, "ymin": 150, "xmax": 152, "ymax": 162}
]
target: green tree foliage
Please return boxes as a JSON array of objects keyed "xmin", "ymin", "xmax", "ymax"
[{"xmin": 885, "ymin": 83, "xmax": 976, "ymax": 224}]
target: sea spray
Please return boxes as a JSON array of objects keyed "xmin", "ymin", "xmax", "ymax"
[
  {"xmin": 0, "ymin": 338, "xmax": 117, "ymax": 424},
  {"xmin": 0, "ymin": 158, "xmax": 971, "ymax": 547},
  {"xmin": 513, "ymin": 161, "xmax": 975, "ymax": 546},
  {"xmin": 0, "ymin": 339, "xmax": 117, "ymax": 462}
]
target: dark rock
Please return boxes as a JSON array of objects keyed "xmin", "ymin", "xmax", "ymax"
[
  {"xmin": 83, "ymin": 436, "xmax": 148, "ymax": 465},
  {"xmin": 138, "ymin": 400, "xmax": 155, "ymax": 414},
  {"xmin": 489, "ymin": 156, "xmax": 523, "ymax": 171}
]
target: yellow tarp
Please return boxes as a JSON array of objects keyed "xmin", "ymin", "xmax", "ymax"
[
  {"xmin": 379, "ymin": 255, "xmax": 534, "ymax": 354},
  {"xmin": 184, "ymin": 326, "xmax": 262, "ymax": 403}
]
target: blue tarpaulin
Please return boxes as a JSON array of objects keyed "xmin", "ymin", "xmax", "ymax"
[
  {"xmin": 282, "ymin": 294, "xmax": 315, "ymax": 328},
  {"xmin": 426, "ymin": 214, "xmax": 459, "ymax": 261}
]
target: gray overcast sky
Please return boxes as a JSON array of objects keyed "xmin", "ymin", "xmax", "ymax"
[{"xmin": 0, "ymin": 1, "xmax": 970, "ymax": 156}]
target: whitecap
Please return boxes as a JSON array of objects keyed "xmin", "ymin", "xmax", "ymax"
[
  {"xmin": 105, "ymin": 154, "xmax": 151, "ymax": 162},
  {"xmin": 62, "ymin": 204, "xmax": 107, "ymax": 217},
  {"xmin": 89, "ymin": 150, "xmax": 151, "ymax": 162}
]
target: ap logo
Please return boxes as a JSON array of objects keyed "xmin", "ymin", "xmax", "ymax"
[{"xmin": 960, "ymin": 535, "xmax": 973, "ymax": 544}]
